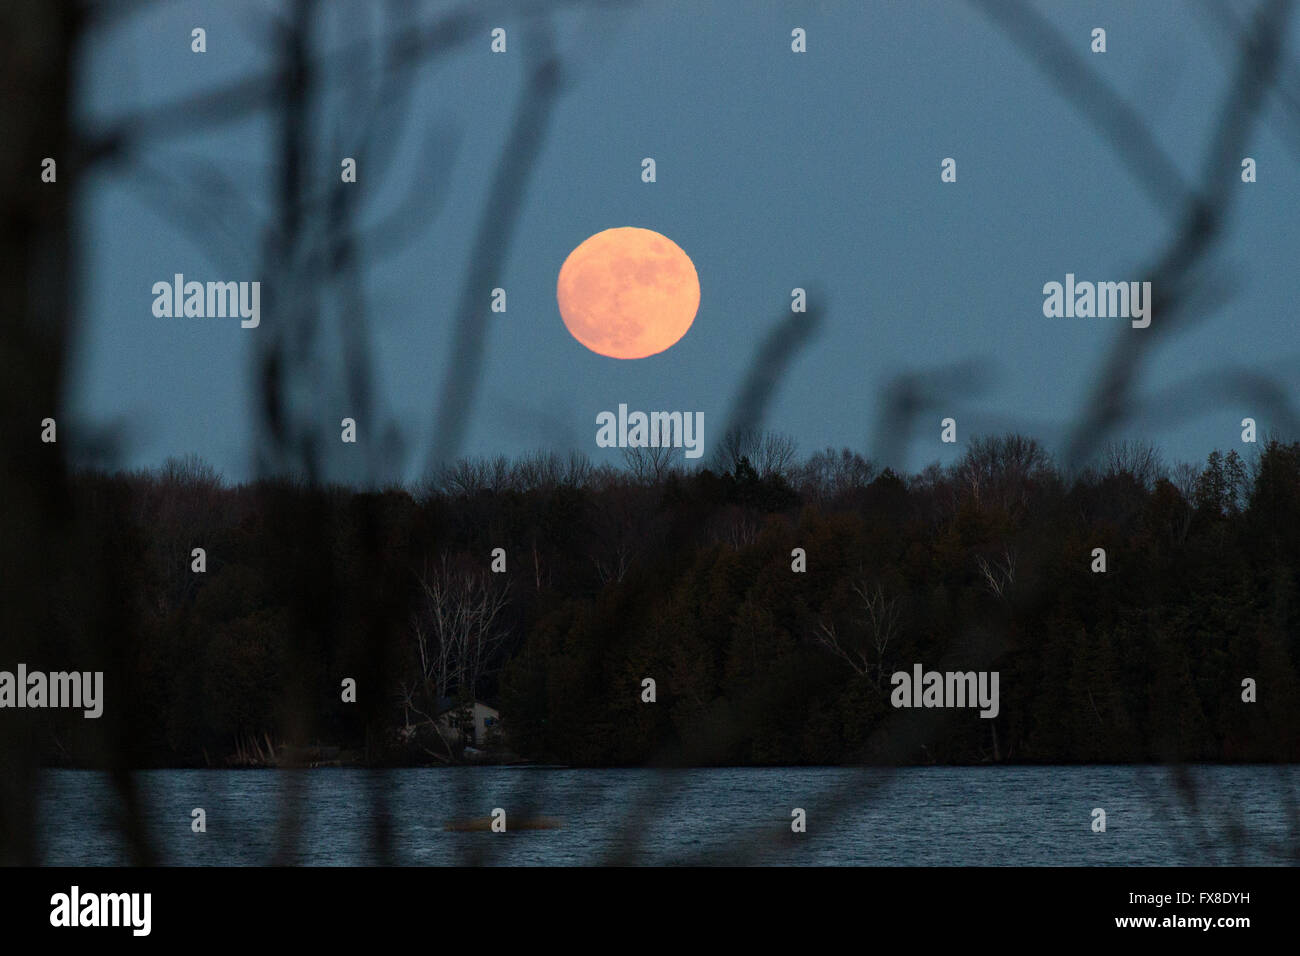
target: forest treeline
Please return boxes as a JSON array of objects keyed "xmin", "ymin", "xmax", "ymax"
[{"xmin": 32, "ymin": 431, "xmax": 1300, "ymax": 767}]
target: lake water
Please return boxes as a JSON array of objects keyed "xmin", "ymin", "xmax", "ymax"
[{"xmin": 34, "ymin": 765, "xmax": 1300, "ymax": 866}]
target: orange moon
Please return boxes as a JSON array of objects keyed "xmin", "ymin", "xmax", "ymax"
[{"xmin": 556, "ymin": 227, "xmax": 700, "ymax": 359}]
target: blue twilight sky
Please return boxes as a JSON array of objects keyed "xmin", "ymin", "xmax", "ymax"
[{"xmin": 70, "ymin": 0, "xmax": 1300, "ymax": 484}]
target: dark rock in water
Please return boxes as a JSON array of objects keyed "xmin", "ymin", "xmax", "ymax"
[{"xmin": 444, "ymin": 816, "xmax": 562, "ymax": 832}]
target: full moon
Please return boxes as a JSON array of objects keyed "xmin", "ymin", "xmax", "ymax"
[{"xmin": 556, "ymin": 227, "xmax": 700, "ymax": 359}]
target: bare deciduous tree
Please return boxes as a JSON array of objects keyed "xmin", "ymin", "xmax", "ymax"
[
  {"xmin": 814, "ymin": 578, "xmax": 902, "ymax": 688},
  {"xmin": 976, "ymin": 546, "xmax": 1017, "ymax": 601},
  {"xmin": 410, "ymin": 555, "xmax": 511, "ymax": 712},
  {"xmin": 590, "ymin": 483, "xmax": 656, "ymax": 584},
  {"xmin": 1170, "ymin": 460, "xmax": 1201, "ymax": 503},
  {"xmin": 621, "ymin": 444, "xmax": 678, "ymax": 484},
  {"xmin": 953, "ymin": 434, "xmax": 1053, "ymax": 519},
  {"xmin": 714, "ymin": 427, "xmax": 799, "ymax": 479},
  {"xmin": 707, "ymin": 504, "xmax": 762, "ymax": 551},
  {"xmin": 797, "ymin": 447, "xmax": 876, "ymax": 503},
  {"xmin": 1101, "ymin": 439, "xmax": 1167, "ymax": 490}
]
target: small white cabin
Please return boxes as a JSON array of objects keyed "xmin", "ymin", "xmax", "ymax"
[{"xmin": 435, "ymin": 698, "xmax": 500, "ymax": 747}]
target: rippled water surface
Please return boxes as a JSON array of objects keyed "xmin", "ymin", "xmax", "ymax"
[{"xmin": 35, "ymin": 765, "xmax": 1300, "ymax": 865}]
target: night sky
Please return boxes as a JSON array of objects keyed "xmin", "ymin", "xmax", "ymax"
[{"xmin": 70, "ymin": 0, "xmax": 1300, "ymax": 483}]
